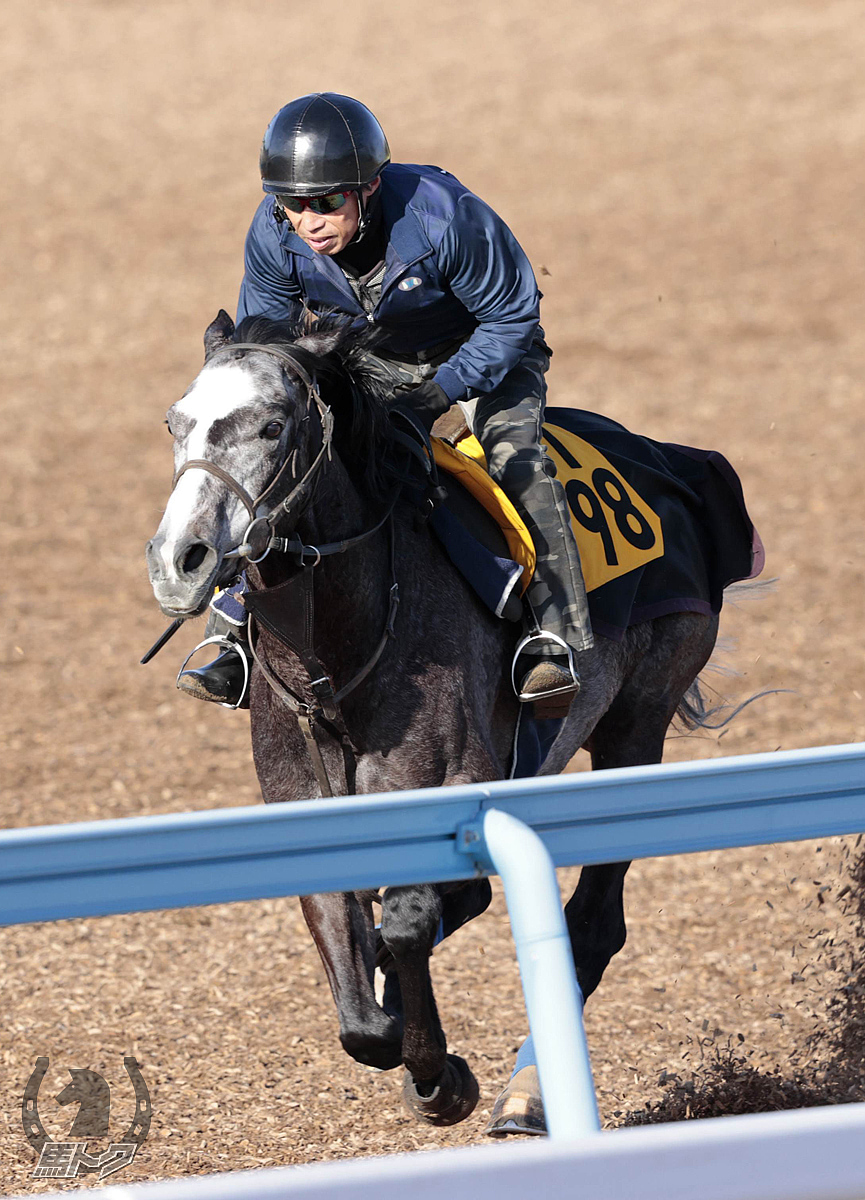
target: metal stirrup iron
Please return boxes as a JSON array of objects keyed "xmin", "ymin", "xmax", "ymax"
[
  {"xmin": 511, "ymin": 630, "xmax": 580, "ymax": 703},
  {"xmin": 176, "ymin": 635, "xmax": 251, "ymax": 710}
]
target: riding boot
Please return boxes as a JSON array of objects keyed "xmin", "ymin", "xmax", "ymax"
[
  {"xmin": 463, "ymin": 337, "xmax": 594, "ymax": 718},
  {"xmin": 358, "ymin": 336, "xmax": 594, "ymax": 717},
  {"xmin": 176, "ymin": 611, "xmax": 252, "ymax": 709}
]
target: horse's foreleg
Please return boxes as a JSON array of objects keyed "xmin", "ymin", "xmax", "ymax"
[
  {"xmin": 565, "ymin": 861, "xmax": 630, "ymax": 1000},
  {"xmin": 379, "ymin": 884, "xmax": 444, "ymax": 1084},
  {"xmin": 380, "ymin": 884, "xmax": 480, "ymax": 1125},
  {"xmin": 300, "ymin": 891, "xmax": 402, "ymax": 1071}
]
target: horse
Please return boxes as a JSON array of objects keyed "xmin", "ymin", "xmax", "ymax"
[{"xmin": 145, "ymin": 309, "xmax": 720, "ymax": 1130}]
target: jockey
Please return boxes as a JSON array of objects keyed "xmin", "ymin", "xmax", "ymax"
[{"xmin": 180, "ymin": 93, "xmax": 593, "ymax": 715}]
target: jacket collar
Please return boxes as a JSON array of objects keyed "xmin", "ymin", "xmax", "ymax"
[
  {"xmin": 276, "ymin": 218, "xmax": 362, "ymax": 310},
  {"xmin": 379, "ymin": 173, "xmax": 434, "ymax": 268}
]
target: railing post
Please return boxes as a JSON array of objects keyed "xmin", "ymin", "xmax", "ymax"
[{"xmin": 461, "ymin": 806, "xmax": 601, "ymax": 1139}]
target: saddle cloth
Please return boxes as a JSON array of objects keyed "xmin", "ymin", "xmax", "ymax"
[{"xmin": 430, "ymin": 406, "xmax": 764, "ymax": 641}]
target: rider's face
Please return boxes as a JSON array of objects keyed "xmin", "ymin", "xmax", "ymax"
[{"xmin": 287, "ymin": 178, "xmax": 380, "ymax": 255}]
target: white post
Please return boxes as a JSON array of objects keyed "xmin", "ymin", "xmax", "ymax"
[{"xmin": 480, "ymin": 807, "xmax": 601, "ymax": 1139}]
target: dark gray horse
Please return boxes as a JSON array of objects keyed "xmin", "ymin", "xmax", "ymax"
[{"xmin": 146, "ymin": 311, "xmax": 719, "ymax": 1130}]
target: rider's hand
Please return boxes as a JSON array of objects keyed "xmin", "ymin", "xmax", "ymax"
[{"xmin": 391, "ymin": 380, "xmax": 451, "ymax": 433}]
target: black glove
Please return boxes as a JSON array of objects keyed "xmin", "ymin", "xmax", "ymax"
[{"xmin": 391, "ymin": 379, "xmax": 451, "ymax": 433}]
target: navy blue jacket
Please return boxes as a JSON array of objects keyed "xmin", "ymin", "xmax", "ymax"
[{"xmin": 236, "ymin": 163, "xmax": 542, "ymax": 403}]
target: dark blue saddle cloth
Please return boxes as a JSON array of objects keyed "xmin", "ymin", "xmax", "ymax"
[
  {"xmin": 430, "ymin": 407, "xmax": 763, "ymax": 778},
  {"xmin": 431, "ymin": 406, "xmax": 763, "ymax": 642}
]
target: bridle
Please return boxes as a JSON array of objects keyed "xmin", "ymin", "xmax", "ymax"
[
  {"xmin": 171, "ymin": 340, "xmax": 402, "ymax": 797},
  {"xmin": 172, "ymin": 342, "xmax": 337, "ymax": 565}
]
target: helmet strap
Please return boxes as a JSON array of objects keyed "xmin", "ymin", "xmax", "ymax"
[
  {"xmin": 353, "ymin": 188, "xmax": 370, "ymax": 242},
  {"xmin": 352, "ymin": 182, "xmax": 383, "ymax": 245}
]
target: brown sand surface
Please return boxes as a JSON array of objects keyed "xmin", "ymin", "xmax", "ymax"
[{"xmin": 1, "ymin": 0, "xmax": 863, "ymax": 1189}]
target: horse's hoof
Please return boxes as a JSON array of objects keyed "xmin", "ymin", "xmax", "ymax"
[
  {"xmin": 486, "ymin": 1066, "xmax": 548, "ymax": 1136},
  {"xmin": 402, "ymin": 1054, "xmax": 480, "ymax": 1126}
]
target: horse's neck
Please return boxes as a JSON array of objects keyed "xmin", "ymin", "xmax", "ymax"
[
  {"xmin": 299, "ymin": 452, "xmax": 376, "ymax": 553},
  {"xmin": 250, "ymin": 449, "xmax": 517, "ymax": 782},
  {"xmin": 253, "ymin": 453, "xmax": 396, "ymax": 676}
]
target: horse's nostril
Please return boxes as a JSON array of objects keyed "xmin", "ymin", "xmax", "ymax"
[{"xmin": 182, "ymin": 543, "xmax": 209, "ymax": 574}]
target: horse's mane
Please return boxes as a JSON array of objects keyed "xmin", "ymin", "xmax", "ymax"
[{"xmin": 234, "ymin": 313, "xmax": 398, "ymax": 502}]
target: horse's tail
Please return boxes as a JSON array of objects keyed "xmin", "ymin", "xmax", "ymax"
[
  {"xmin": 674, "ymin": 577, "xmax": 786, "ymax": 733},
  {"xmin": 674, "ymin": 677, "xmax": 779, "ymax": 732}
]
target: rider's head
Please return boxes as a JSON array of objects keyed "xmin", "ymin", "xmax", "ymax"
[{"xmin": 259, "ymin": 94, "xmax": 390, "ymax": 255}]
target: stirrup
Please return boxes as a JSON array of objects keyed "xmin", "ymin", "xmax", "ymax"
[
  {"xmin": 511, "ymin": 630, "xmax": 579, "ymax": 703},
  {"xmin": 176, "ymin": 635, "xmax": 250, "ymax": 710}
]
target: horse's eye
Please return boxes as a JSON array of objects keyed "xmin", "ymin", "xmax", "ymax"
[{"xmin": 262, "ymin": 420, "xmax": 284, "ymax": 440}]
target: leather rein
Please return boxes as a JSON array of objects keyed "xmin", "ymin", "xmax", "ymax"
[{"xmin": 171, "ymin": 341, "xmax": 402, "ymax": 797}]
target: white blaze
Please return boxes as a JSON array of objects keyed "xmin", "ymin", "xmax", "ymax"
[
  {"xmin": 159, "ymin": 362, "xmax": 258, "ymax": 571},
  {"xmin": 175, "ymin": 362, "xmax": 259, "ymax": 459}
]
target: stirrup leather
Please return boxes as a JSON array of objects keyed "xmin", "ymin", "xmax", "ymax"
[
  {"xmin": 511, "ymin": 630, "xmax": 579, "ymax": 703},
  {"xmin": 176, "ymin": 634, "xmax": 251, "ymax": 710}
]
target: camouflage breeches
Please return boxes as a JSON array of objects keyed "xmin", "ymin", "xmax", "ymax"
[
  {"xmin": 363, "ymin": 339, "xmax": 593, "ymax": 655},
  {"xmin": 463, "ymin": 340, "xmax": 593, "ymax": 654}
]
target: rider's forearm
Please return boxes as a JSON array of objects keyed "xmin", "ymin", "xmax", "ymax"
[
  {"xmin": 433, "ymin": 314, "xmax": 540, "ymax": 403},
  {"xmin": 433, "ymin": 193, "xmax": 541, "ymax": 401}
]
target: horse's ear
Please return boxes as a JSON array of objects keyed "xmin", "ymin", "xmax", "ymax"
[
  {"xmin": 293, "ymin": 327, "xmax": 345, "ymax": 359},
  {"xmin": 203, "ymin": 309, "xmax": 235, "ymax": 360}
]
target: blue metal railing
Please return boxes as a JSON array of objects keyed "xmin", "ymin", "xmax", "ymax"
[
  {"xmin": 1, "ymin": 742, "xmax": 863, "ymax": 926},
  {"xmin": 1, "ymin": 742, "xmax": 863, "ymax": 1139}
]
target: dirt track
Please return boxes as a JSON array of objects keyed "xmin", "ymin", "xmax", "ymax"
[{"xmin": 1, "ymin": 0, "xmax": 864, "ymax": 1189}]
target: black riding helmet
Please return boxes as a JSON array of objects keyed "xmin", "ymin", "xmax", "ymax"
[{"xmin": 260, "ymin": 93, "xmax": 390, "ymax": 240}]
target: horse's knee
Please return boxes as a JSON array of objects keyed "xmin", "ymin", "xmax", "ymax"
[
  {"xmin": 380, "ymin": 885, "xmax": 442, "ymax": 963},
  {"xmin": 339, "ymin": 1013, "xmax": 403, "ymax": 1071}
]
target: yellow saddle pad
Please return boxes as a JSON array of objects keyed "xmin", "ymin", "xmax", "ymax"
[{"xmin": 431, "ymin": 436, "xmax": 535, "ymax": 593}]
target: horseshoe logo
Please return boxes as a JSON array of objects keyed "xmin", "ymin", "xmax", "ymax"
[
  {"xmin": 21, "ymin": 1056, "xmax": 151, "ymax": 1155},
  {"xmin": 21, "ymin": 1057, "xmax": 50, "ymax": 1153},
  {"xmin": 120, "ymin": 1057, "xmax": 152, "ymax": 1146}
]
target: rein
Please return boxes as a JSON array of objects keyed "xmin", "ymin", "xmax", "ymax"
[{"xmin": 171, "ymin": 340, "xmax": 403, "ymax": 797}]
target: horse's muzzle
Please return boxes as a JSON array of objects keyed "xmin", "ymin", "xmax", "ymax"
[{"xmin": 145, "ymin": 533, "xmax": 220, "ymax": 618}]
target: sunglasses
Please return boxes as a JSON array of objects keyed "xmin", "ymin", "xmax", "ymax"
[{"xmin": 275, "ymin": 191, "xmax": 352, "ymax": 216}]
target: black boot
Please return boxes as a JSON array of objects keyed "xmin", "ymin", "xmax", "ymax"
[
  {"xmin": 177, "ymin": 641, "xmax": 250, "ymax": 708},
  {"xmin": 513, "ymin": 631, "xmax": 581, "ymax": 719},
  {"xmin": 518, "ymin": 657, "xmax": 580, "ymax": 719}
]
